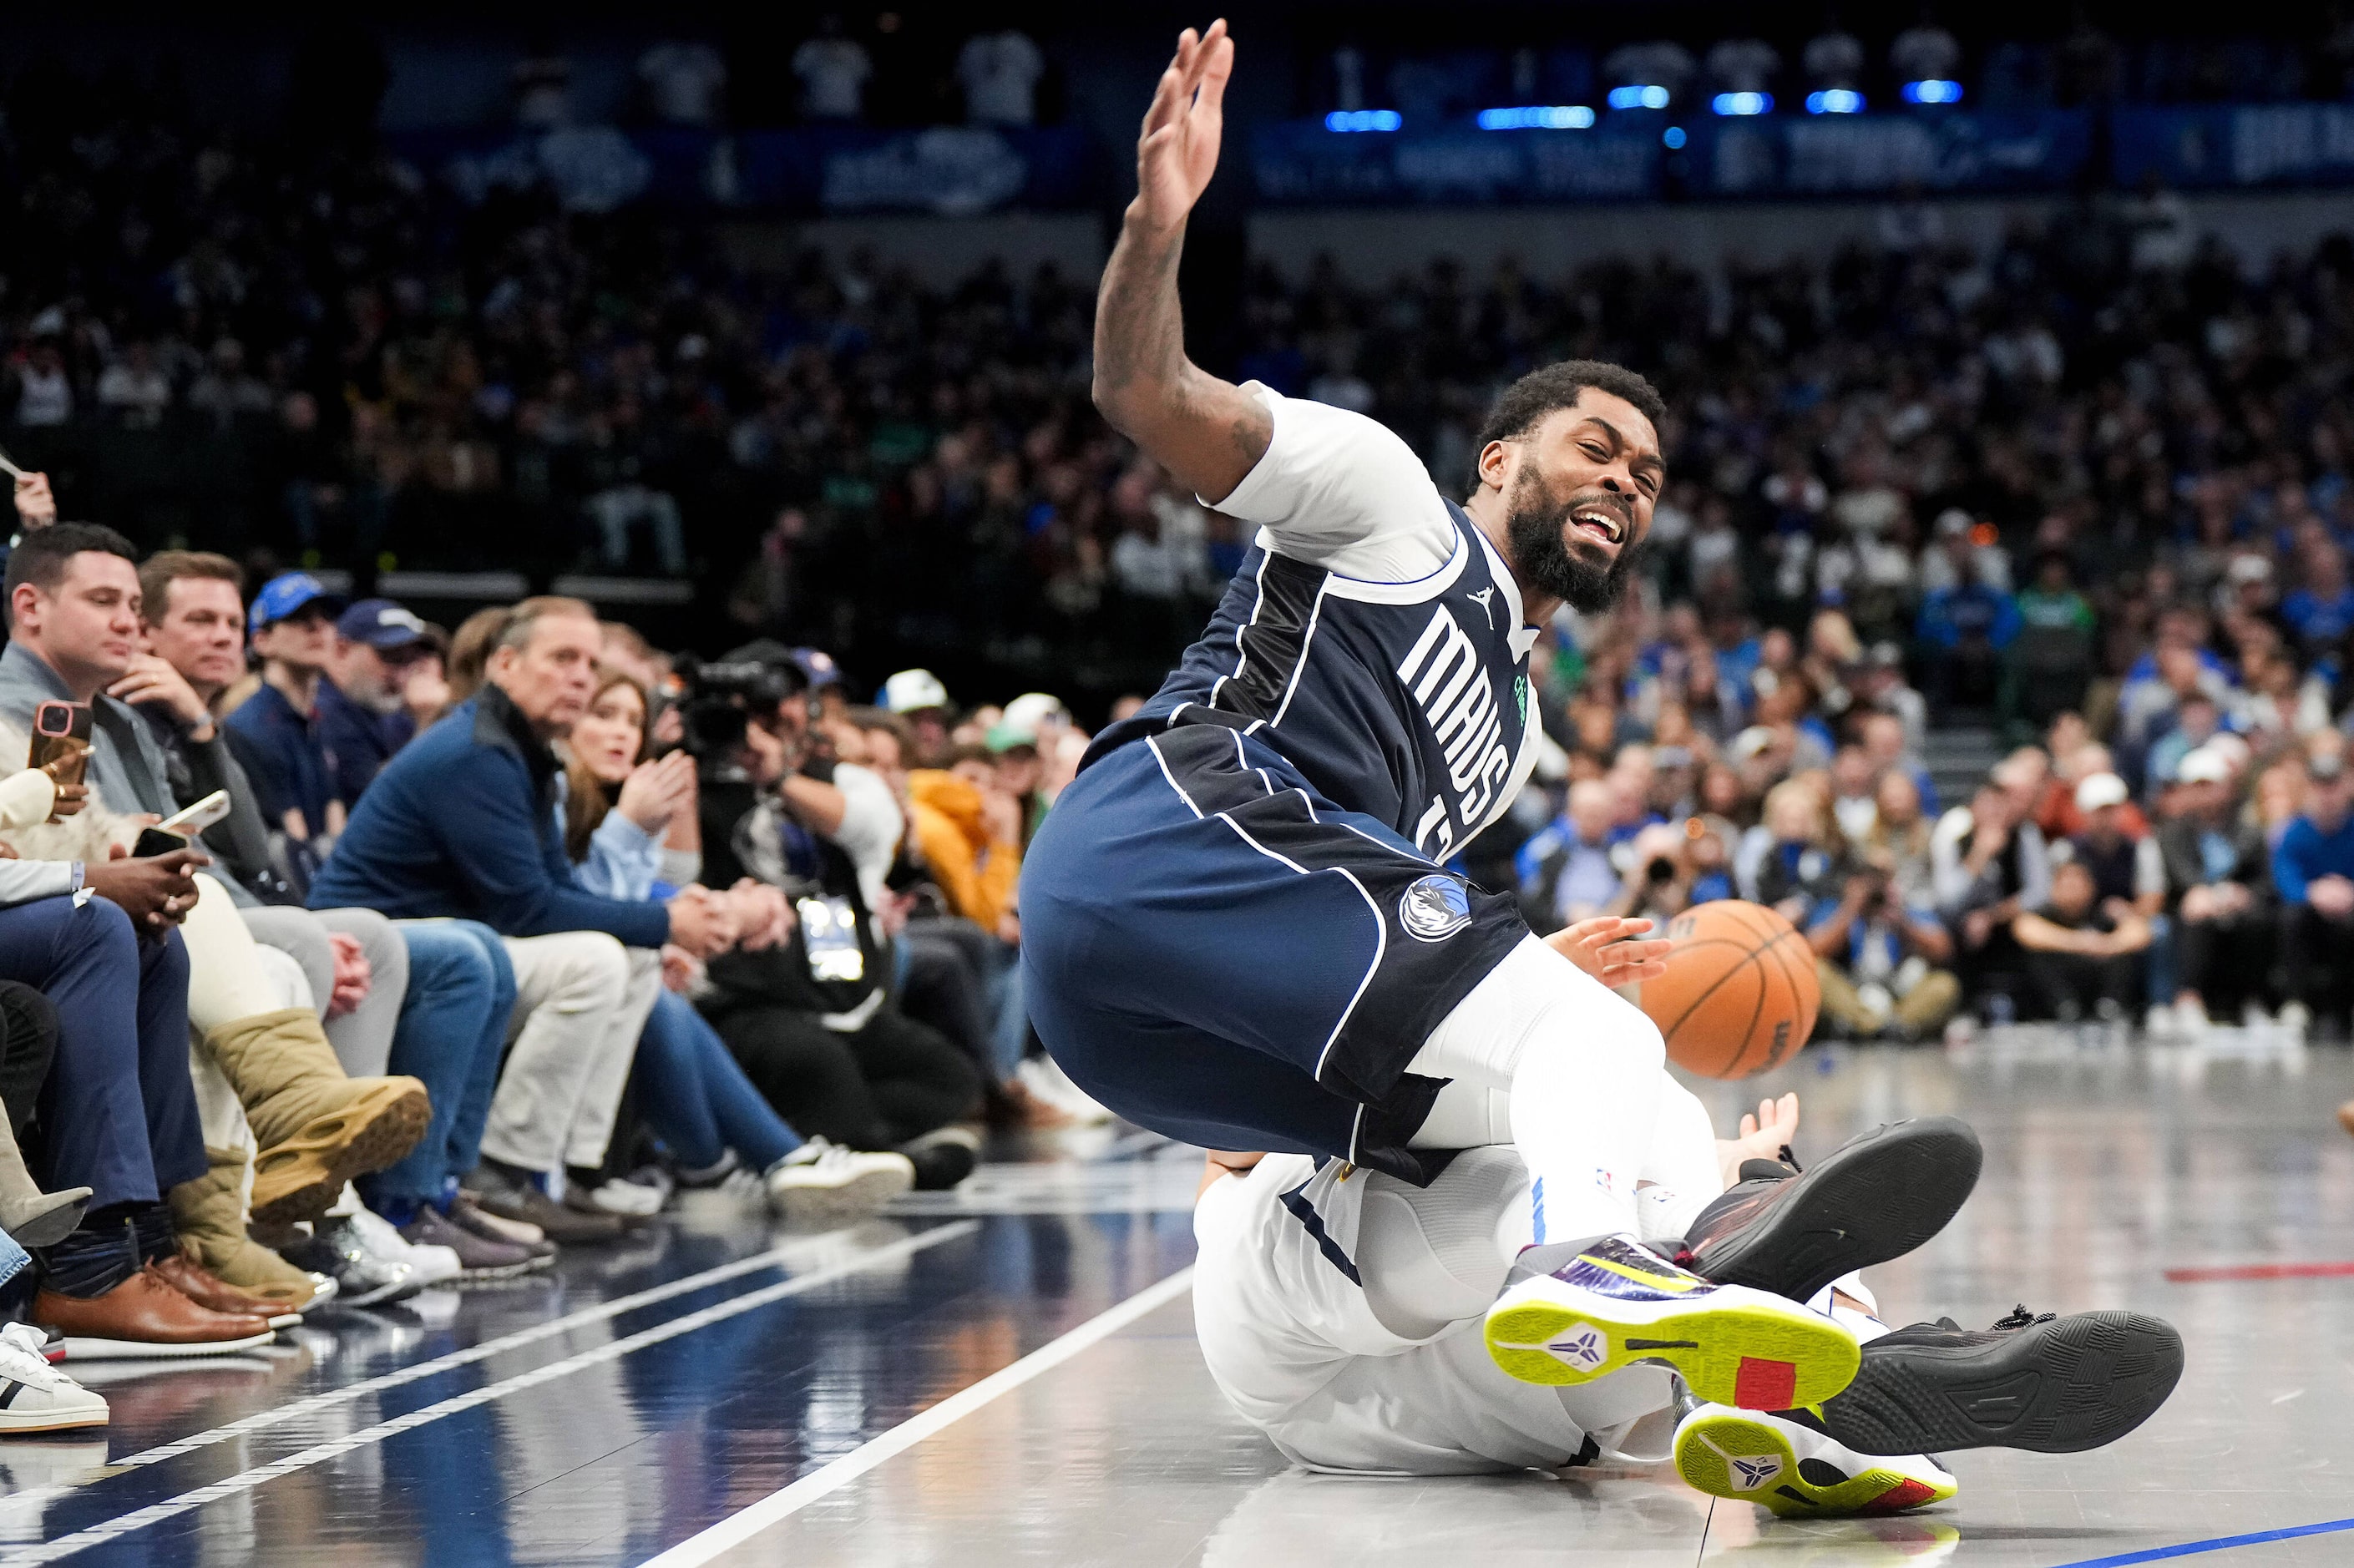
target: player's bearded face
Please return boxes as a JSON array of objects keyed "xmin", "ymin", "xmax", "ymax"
[{"xmin": 1504, "ymin": 459, "xmax": 1651, "ymax": 615}]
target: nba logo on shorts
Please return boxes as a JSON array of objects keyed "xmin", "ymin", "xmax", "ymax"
[{"xmin": 1400, "ymin": 874, "xmax": 1471, "ymax": 942}]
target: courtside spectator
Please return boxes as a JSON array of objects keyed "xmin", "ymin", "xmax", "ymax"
[
  {"xmin": 695, "ymin": 659, "xmax": 985, "ymax": 1189},
  {"xmin": 321, "ymin": 599, "xmax": 446, "ymax": 807},
  {"xmin": 561, "ymin": 669, "xmax": 916, "ymax": 1216},
  {"xmin": 1809, "ymin": 865, "xmax": 1962, "ymax": 1040},
  {"xmin": 1516, "ymin": 779, "xmax": 1621, "ymax": 933},
  {"xmin": 226, "ymin": 573, "xmax": 347, "ymax": 846},
  {"xmin": 0, "ymin": 526, "xmax": 429, "ymax": 1239},
  {"xmin": 308, "ymin": 597, "xmax": 733, "ymax": 1239},
  {"xmin": 2272, "ymin": 751, "xmax": 2354, "ymax": 1034},
  {"xmin": 2013, "ymin": 861, "xmax": 2154, "ymax": 1024},
  {"xmin": 2065, "ymin": 772, "xmax": 2164, "ymax": 914},
  {"xmin": 136, "ymin": 554, "xmax": 532, "ymax": 1276},
  {"xmin": 2157, "ymin": 747, "xmax": 2272, "ymax": 1032}
]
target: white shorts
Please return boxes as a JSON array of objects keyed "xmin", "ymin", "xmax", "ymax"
[{"xmin": 1192, "ymin": 1150, "xmax": 1675, "ymax": 1475}]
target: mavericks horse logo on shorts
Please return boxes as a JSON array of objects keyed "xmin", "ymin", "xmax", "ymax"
[{"xmin": 1399, "ymin": 874, "xmax": 1472, "ymax": 942}]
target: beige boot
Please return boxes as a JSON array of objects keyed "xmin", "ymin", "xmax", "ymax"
[
  {"xmin": 0, "ymin": 1111, "xmax": 89, "ymax": 1248},
  {"xmin": 201, "ymin": 1009, "xmax": 431, "ymax": 1224},
  {"xmin": 167, "ymin": 1146, "xmax": 318, "ymax": 1313}
]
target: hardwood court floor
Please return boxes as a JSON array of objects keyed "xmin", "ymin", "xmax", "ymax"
[{"xmin": 7, "ymin": 1034, "xmax": 2351, "ymax": 1567}]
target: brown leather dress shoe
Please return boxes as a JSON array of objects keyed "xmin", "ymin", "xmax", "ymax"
[
  {"xmin": 151, "ymin": 1253, "xmax": 301, "ymax": 1325},
  {"xmin": 35, "ymin": 1269, "xmax": 275, "ymax": 1358}
]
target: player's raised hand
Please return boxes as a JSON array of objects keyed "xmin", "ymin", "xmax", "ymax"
[
  {"xmin": 1133, "ymin": 20, "xmax": 1233, "ymax": 233},
  {"xmin": 1546, "ymin": 914, "xmax": 1673, "ymax": 989},
  {"xmin": 1717, "ymin": 1091, "xmax": 1801, "ymax": 1188}
]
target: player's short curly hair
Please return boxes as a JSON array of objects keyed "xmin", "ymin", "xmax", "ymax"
[{"xmin": 1471, "ymin": 359, "xmax": 1667, "ymax": 473}]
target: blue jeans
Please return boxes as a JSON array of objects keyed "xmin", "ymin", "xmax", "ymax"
[
  {"xmin": 0, "ymin": 895, "xmax": 201, "ymax": 1208},
  {"xmin": 362, "ymin": 920, "xmax": 514, "ymax": 1205},
  {"xmin": 634, "ymin": 990, "xmax": 800, "ymax": 1172}
]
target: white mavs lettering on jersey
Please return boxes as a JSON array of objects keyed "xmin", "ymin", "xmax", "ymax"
[
  {"xmin": 1397, "ymin": 604, "xmax": 1515, "ymax": 856},
  {"xmin": 1086, "ymin": 499, "xmax": 1537, "ymax": 860}
]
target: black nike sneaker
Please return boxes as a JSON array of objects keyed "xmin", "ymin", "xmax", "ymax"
[
  {"xmin": 1679, "ymin": 1116, "xmax": 1983, "ymax": 1303},
  {"xmin": 1820, "ymin": 1305, "xmax": 2184, "ymax": 1455}
]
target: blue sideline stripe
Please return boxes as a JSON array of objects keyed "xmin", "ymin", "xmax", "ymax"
[
  {"xmin": 2046, "ymin": 1515, "xmax": 2354, "ymax": 1566},
  {"xmin": 1278, "ymin": 1181, "xmax": 1362, "ymax": 1285}
]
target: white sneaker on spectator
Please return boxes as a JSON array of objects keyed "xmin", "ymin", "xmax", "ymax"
[
  {"xmin": 574, "ymin": 1176, "xmax": 666, "ymax": 1218},
  {"xmin": 0, "ymin": 1323, "xmax": 106, "ymax": 1431},
  {"xmin": 2174, "ymin": 998, "xmax": 2211, "ymax": 1036},
  {"xmin": 2280, "ymin": 1001, "xmax": 2313, "ymax": 1037},
  {"xmin": 344, "ymin": 1206, "xmax": 462, "ymax": 1291},
  {"xmin": 1018, "ymin": 1056, "xmax": 1113, "ymax": 1125},
  {"xmin": 765, "ymin": 1139, "xmax": 915, "ymax": 1226}
]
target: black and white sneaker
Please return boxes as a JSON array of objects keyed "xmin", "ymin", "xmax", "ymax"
[
  {"xmin": 899, "ymin": 1127, "xmax": 980, "ymax": 1191},
  {"xmin": 764, "ymin": 1140, "xmax": 915, "ymax": 1225},
  {"xmin": 1680, "ymin": 1117, "xmax": 1982, "ymax": 1303},
  {"xmin": 1820, "ymin": 1305, "xmax": 2184, "ymax": 1455}
]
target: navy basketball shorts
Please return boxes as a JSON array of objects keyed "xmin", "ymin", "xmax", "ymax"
[{"xmin": 1020, "ymin": 721, "xmax": 1529, "ymax": 1183}]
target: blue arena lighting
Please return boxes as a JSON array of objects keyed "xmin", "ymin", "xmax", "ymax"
[
  {"xmin": 1710, "ymin": 92, "xmax": 1773, "ymax": 117},
  {"xmin": 1663, "ymin": 125, "xmax": 1687, "ymax": 149},
  {"xmin": 1476, "ymin": 104, "xmax": 1597, "ymax": 130},
  {"xmin": 1324, "ymin": 109, "xmax": 1402, "ymax": 133},
  {"xmin": 1607, "ymin": 84, "xmax": 1672, "ymax": 110},
  {"xmin": 1806, "ymin": 89, "xmax": 1865, "ymax": 114},
  {"xmin": 1901, "ymin": 78, "xmax": 1964, "ymax": 104}
]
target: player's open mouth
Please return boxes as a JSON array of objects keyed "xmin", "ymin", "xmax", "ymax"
[{"xmin": 1572, "ymin": 508, "xmax": 1623, "ymax": 547}]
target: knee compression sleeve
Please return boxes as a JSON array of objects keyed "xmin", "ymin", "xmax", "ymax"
[
  {"xmin": 1357, "ymin": 1146, "xmax": 1529, "ymax": 1339},
  {"xmin": 1632, "ymin": 1074, "xmax": 1725, "ymax": 1246},
  {"xmin": 1407, "ymin": 936, "xmax": 1668, "ymax": 1246}
]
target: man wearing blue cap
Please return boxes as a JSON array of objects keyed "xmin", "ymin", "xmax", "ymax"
[
  {"xmin": 225, "ymin": 572, "xmax": 347, "ymax": 847},
  {"xmin": 321, "ymin": 599, "xmax": 447, "ymax": 807}
]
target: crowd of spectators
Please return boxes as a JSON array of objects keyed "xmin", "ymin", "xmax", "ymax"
[{"xmin": 0, "ymin": 486, "xmax": 1125, "ymax": 1428}]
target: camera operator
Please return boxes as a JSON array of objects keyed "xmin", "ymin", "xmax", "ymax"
[
  {"xmin": 686, "ymin": 645, "xmax": 983, "ymax": 1190},
  {"xmin": 1607, "ymin": 819, "xmax": 1731, "ymax": 923},
  {"xmin": 1807, "ymin": 863, "xmax": 1962, "ymax": 1040}
]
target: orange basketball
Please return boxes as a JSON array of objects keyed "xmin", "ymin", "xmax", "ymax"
[{"xmin": 1639, "ymin": 900, "xmax": 1820, "ymax": 1080}]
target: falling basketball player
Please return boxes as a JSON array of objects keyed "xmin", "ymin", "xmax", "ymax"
[{"xmin": 1021, "ymin": 18, "xmax": 2178, "ymax": 1435}]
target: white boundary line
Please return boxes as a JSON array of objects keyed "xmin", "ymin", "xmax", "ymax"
[
  {"xmin": 0, "ymin": 1224, "xmax": 916, "ymax": 1525},
  {"xmin": 3, "ymin": 1223, "xmax": 979, "ymax": 1565},
  {"xmin": 640, "ymin": 1265, "xmax": 1197, "ymax": 1567}
]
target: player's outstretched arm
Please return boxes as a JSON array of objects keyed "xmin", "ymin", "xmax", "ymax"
[{"xmin": 1092, "ymin": 20, "xmax": 1271, "ymax": 504}]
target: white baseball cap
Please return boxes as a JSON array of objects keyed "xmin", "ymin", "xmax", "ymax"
[
  {"xmin": 2176, "ymin": 748, "xmax": 2231, "ymax": 786},
  {"xmin": 881, "ymin": 669, "xmax": 951, "ymax": 715},
  {"xmin": 1001, "ymin": 691, "xmax": 1070, "ymax": 737},
  {"xmin": 2074, "ymin": 771, "xmax": 2129, "ymax": 812}
]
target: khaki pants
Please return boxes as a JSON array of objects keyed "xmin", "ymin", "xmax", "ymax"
[
  {"xmin": 1815, "ymin": 959, "xmax": 1962, "ymax": 1039},
  {"xmin": 481, "ymin": 933, "xmax": 662, "ymax": 1174}
]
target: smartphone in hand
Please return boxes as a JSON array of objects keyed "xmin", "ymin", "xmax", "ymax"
[{"xmin": 28, "ymin": 701, "xmax": 91, "ymax": 789}]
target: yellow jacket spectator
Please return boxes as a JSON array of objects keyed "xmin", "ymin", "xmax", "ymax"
[{"xmin": 909, "ymin": 761, "xmax": 1022, "ymax": 936}]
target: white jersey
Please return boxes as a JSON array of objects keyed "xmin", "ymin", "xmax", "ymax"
[{"xmin": 1192, "ymin": 1153, "xmax": 1673, "ymax": 1474}]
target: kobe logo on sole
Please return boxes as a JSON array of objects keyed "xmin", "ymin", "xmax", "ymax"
[{"xmin": 1551, "ymin": 1326, "xmax": 1607, "ymax": 1370}]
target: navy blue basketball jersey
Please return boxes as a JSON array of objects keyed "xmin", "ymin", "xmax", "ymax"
[{"xmin": 1088, "ymin": 499, "xmax": 1540, "ymax": 861}]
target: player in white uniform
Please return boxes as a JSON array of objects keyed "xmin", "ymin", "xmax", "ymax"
[{"xmin": 1190, "ymin": 923, "xmax": 2185, "ymax": 1512}]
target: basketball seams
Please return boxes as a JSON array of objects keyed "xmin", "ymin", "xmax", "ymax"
[
  {"xmin": 1756, "ymin": 923, "xmax": 1821, "ymax": 1046},
  {"xmin": 1650, "ymin": 905, "xmax": 1819, "ymax": 1078},
  {"xmin": 1658, "ymin": 942, "xmax": 1768, "ymax": 1044}
]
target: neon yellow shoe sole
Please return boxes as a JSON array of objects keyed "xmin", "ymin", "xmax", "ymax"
[
  {"xmin": 1675, "ymin": 1409, "xmax": 1957, "ymax": 1517},
  {"xmin": 1483, "ymin": 1281, "xmax": 1860, "ymax": 1409}
]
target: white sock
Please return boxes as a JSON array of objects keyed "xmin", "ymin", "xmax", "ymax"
[{"xmin": 1408, "ymin": 937, "xmax": 1668, "ymax": 1248}]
